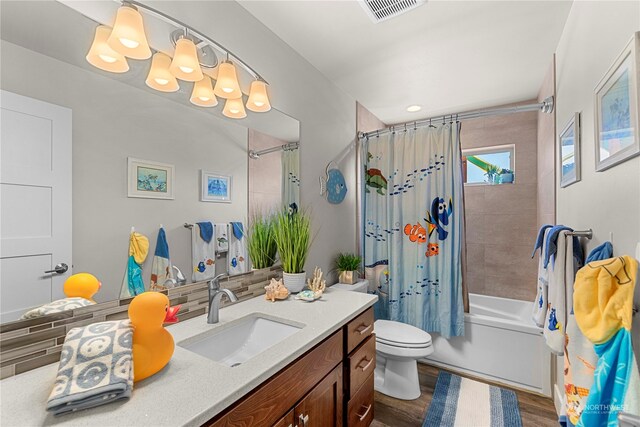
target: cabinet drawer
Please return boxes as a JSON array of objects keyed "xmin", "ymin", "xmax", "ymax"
[
  {"xmin": 346, "ymin": 307, "xmax": 374, "ymax": 354},
  {"xmin": 347, "ymin": 373, "xmax": 374, "ymax": 427},
  {"xmin": 348, "ymin": 334, "xmax": 376, "ymax": 398}
]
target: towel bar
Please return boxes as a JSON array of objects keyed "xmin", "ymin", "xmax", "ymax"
[{"xmin": 566, "ymin": 229, "xmax": 593, "ymax": 239}]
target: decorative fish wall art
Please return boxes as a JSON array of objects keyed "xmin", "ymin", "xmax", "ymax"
[{"xmin": 320, "ymin": 162, "xmax": 347, "ymax": 204}]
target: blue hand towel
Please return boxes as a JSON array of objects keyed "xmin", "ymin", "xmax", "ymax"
[
  {"xmin": 543, "ymin": 226, "xmax": 584, "ymax": 268},
  {"xmin": 532, "ymin": 224, "xmax": 553, "ymax": 258},
  {"xmin": 46, "ymin": 320, "xmax": 134, "ymax": 416},
  {"xmin": 585, "ymin": 242, "xmax": 613, "ymax": 263},
  {"xmin": 196, "ymin": 222, "xmax": 214, "ymax": 243},
  {"xmin": 231, "ymin": 222, "xmax": 244, "ymax": 240}
]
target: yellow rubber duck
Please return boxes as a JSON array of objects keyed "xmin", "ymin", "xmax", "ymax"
[
  {"xmin": 128, "ymin": 292, "xmax": 181, "ymax": 382},
  {"xmin": 63, "ymin": 273, "xmax": 101, "ymax": 302}
]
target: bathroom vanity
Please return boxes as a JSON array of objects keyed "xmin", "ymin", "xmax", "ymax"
[{"xmin": 0, "ymin": 288, "xmax": 377, "ymax": 427}]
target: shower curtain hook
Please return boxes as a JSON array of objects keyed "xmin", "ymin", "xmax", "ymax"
[
  {"xmin": 413, "ymin": 121, "xmax": 417, "ymax": 130},
  {"xmin": 404, "ymin": 123, "xmax": 407, "ymax": 133},
  {"xmin": 376, "ymin": 130, "xmax": 380, "ymax": 138}
]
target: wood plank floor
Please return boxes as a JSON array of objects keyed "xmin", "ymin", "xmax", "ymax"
[{"xmin": 371, "ymin": 363, "xmax": 558, "ymax": 427}]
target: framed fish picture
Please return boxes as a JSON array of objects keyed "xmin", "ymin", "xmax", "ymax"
[
  {"xmin": 594, "ymin": 32, "xmax": 640, "ymax": 172},
  {"xmin": 559, "ymin": 113, "xmax": 581, "ymax": 188},
  {"xmin": 127, "ymin": 158, "xmax": 174, "ymax": 199},
  {"xmin": 201, "ymin": 171, "xmax": 232, "ymax": 203}
]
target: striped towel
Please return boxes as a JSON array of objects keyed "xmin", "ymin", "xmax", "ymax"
[
  {"xmin": 424, "ymin": 372, "xmax": 522, "ymax": 427},
  {"xmin": 46, "ymin": 320, "xmax": 134, "ymax": 416}
]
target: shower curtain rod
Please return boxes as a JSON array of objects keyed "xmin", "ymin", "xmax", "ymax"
[
  {"xmin": 249, "ymin": 142, "xmax": 299, "ymax": 159},
  {"xmin": 358, "ymin": 96, "xmax": 554, "ymax": 139}
]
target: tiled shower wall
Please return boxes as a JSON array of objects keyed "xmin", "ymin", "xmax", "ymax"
[{"xmin": 462, "ymin": 101, "xmax": 538, "ymax": 301}]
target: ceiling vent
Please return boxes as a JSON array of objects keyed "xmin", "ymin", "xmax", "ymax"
[{"xmin": 358, "ymin": 0, "xmax": 426, "ymax": 23}]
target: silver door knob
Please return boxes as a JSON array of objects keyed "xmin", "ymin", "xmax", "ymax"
[{"xmin": 44, "ymin": 263, "xmax": 68, "ymax": 274}]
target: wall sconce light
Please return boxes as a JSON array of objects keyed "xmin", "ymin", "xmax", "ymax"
[
  {"xmin": 146, "ymin": 52, "xmax": 179, "ymax": 92},
  {"xmin": 86, "ymin": 25, "xmax": 129, "ymax": 73},
  {"xmin": 107, "ymin": 4, "xmax": 151, "ymax": 59}
]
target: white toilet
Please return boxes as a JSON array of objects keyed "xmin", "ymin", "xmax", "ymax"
[{"xmin": 374, "ymin": 319, "xmax": 433, "ymax": 400}]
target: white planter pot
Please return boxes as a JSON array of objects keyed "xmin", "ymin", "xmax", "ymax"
[{"xmin": 282, "ymin": 272, "xmax": 306, "ymax": 293}]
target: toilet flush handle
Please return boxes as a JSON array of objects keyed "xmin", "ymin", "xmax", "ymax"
[{"xmin": 356, "ymin": 323, "xmax": 372, "ymax": 335}]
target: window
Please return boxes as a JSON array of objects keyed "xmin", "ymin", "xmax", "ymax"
[{"xmin": 462, "ymin": 145, "xmax": 515, "ymax": 185}]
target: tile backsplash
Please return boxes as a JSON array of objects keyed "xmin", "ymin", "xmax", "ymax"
[{"xmin": 0, "ymin": 267, "xmax": 281, "ymax": 380}]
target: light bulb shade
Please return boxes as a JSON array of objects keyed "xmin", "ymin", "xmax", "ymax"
[
  {"xmin": 246, "ymin": 80, "xmax": 271, "ymax": 112},
  {"xmin": 107, "ymin": 5, "xmax": 151, "ymax": 60},
  {"xmin": 190, "ymin": 76, "xmax": 218, "ymax": 107},
  {"xmin": 170, "ymin": 38, "xmax": 203, "ymax": 82},
  {"xmin": 214, "ymin": 61, "xmax": 242, "ymax": 99},
  {"xmin": 222, "ymin": 97, "xmax": 247, "ymax": 119},
  {"xmin": 146, "ymin": 53, "xmax": 179, "ymax": 92},
  {"xmin": 86, "ymin": 25, "xmax": 129, "ymax": 73}
]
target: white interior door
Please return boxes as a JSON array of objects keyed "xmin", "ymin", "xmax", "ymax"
[{"xmin": 0, "ymin": 90, "xmax": 72, "ymax": 322}]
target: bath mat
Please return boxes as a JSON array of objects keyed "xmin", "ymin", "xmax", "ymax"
[{"xmin": 423, "ymin": 372, "xmax": 522, "ymax": 427}]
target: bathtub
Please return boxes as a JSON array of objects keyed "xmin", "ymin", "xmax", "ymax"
[{"xmin": 424, "ymin": 293, "xmax": 551, "ymax": 396}]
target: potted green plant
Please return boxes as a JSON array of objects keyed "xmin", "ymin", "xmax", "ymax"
[
  {"xmin": 500, "ymin": 168, "xmax": 514, "ymax": 183},
  {"xmin": 335, "ymin": 253, "xmax": 362, "ymax": 284},
  {"xmin": 246, "ymin": 212, "xmax": 277, "ymax": 270},
  {"xmin": 484, "ymin": 164, "xmax": 501, "ymax": 185},
  {"xmin": 273, "ymin": 209, "xmax": 311, "ymax": 292}
]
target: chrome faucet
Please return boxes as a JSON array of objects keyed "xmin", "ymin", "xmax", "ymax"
[{"xmin": 207, "ymin": 273, "xmax": 238, "ymax": 324}]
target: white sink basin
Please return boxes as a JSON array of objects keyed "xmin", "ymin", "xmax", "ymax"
[{"xmin": 179, "ymin": 315, "xmax": 303, "ymax": 367}]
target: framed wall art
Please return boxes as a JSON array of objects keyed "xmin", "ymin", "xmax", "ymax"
[
  {"xmin": 128, "ymin": 158, "xmax": 174, "ymax": 199},
  {"xmin": 559, "ymin": 113, "xmax": 581, "ymax": 187},
  {"xmin": 201, "ymin": 171, "xmax": 232, "ymax": 203},
  {"xmin": 594, "ymin": 32, "xmax": 640, "ymax": 171}
]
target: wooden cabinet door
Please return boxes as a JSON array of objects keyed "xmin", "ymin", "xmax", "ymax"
[
  {"xmin": 294, "ymin": 364, "xmax": 343, "ymax": 427},
  {"xmin": 273, "ymin": 409, "xmax": 294, "ymax": 427}
]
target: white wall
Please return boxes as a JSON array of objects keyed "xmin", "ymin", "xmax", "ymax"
[
  {"xmin": 554, "ymin": 0, "xmax": 640, "ymax": 411},
  {"xmin": 1, "ymin": 40, "xmax": 249, "ymax": 302},
  {"xmin": 248, "ymin": 129, "xmax": 285, "ymax": 217},
  {"xmin": 143, "ymin": 0, "xmax": 358, "ymax": 279}
]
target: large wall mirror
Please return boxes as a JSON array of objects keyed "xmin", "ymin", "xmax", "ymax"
[{"xmin": 0, "ymin": 1, "xmax": 300, "ymax": 324}]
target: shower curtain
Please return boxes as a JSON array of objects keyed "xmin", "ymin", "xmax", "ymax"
[
  {"xmin": 282, "ymin": 148, "xmax": 300, "ymax": 209},
  {"xmin": 363, "ymin": 123, "xmax": 465, "ymax": 338}
]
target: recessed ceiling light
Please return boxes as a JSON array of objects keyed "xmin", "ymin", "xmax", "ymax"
[{"xmin": 407, "ymin": 105, "xmax": 421, "ymax": 112}]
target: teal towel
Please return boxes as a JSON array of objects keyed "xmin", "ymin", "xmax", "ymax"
[
  {"xmin": 126, "ymin": 255, "xmax": 145, "ymax": 296},
  {"xmin": 578, "ymin": 329, "xmax": 639, "ymax": 426},
  {"xmin": 46, "ymin": 320, "xmax": 134, "ymax": 416}
]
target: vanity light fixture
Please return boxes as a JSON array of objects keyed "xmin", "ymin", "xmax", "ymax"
[
  {"xmin": 85, "ymin": 1, "xmax": 270, "ymax": 119},
  {"xmin": 107, "ymin": 4, "xmax": 151, "ymax": 59},
  {"xmin": 170, "ymin": 34, "xmax": 203, "ymax": 82},
  {"xmin": 190, "ymin": 76, "xmax": 218, "ymax": 107},
  {"xmin": 86, "ymin": 25, "xmax": 129, "ymax": 73},
  {"xmin": 222, "ymin": 97, "xmax": 247, "ymax": 119},
  {"xmin": 146, "ymin": 52, "xmax": 179, "ymax": 92},
  {"xmin": 214, "ymin": 60, "xmax": 242, "ymax": 99},
  {"xmin": 246, "ymin": 80, "xmax": 271, "ymax": 112}
]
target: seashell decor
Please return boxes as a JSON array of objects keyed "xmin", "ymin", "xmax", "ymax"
[
  {"xmin": 307, "ymin": 266, "xmax": 326, "ymax": 298},
  {"xmin": 264, "ymin": 278, "xmax": 290, "ymax": 302}
]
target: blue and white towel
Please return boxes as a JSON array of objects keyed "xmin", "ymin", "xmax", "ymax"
[
  {"xmin": 228, "ymin": 222, "xmax": 248, "ymax": 275},
  {"xmin": 532, "ymin": 227, "xmax": 551, "ymax": 327},
  {"xmin": 192, "ymin": 222, "xmax": 215, "ymax": 282},
  {"xmin": 150, "ymin": 227, "xmax": 173, "ymax": 290},
  {"xmin": 46, "ymin": 320, "xmax": 134, "ymax": 416},
  {"xmin": 22, "ymin": 298, "xmax": 95, "ymax": 320}
]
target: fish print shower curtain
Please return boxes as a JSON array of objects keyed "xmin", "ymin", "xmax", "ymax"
[
  {"xmin": 364, "ymin": 123, "xmax": 465, "ymax": 338},
  {"xmin": 282, "ymin": 148, "xmax": 300, "ymax": 210}
]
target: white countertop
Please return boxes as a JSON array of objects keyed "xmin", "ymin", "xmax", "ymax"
[{"xmin": 0, "ymin": 288, "xmax": 377, "ymax": 427}]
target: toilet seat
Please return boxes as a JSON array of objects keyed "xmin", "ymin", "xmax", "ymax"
[{"xmin": 374, "ymin": 320, "xmax": 432, "ymax": 347}]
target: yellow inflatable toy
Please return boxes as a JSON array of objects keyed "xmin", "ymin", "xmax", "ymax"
[
  {"xmin": 63, "ymin": 273, "xmax": 101, "ymax": 302},
  {"xmin": 128, "ymin": 292, "xmax": 181, "ymax": 382}
]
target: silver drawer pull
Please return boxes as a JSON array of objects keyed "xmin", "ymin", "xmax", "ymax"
[
  {"xmin": 358, "ymin": 357, "xmax": 373, "ymax": 372},
  {"xmin": 299, "ymin": 414, "xmax": 309, "ymax": 427},
  {"xmin": 357, "ymin": 404, "xmax": 372, "ymax": 421},
  {"xmin": 356, "ymin": 323, "xmax": 372, "ymax": 335}
]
